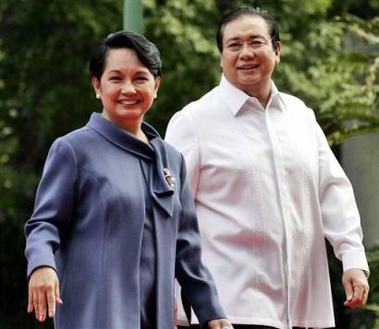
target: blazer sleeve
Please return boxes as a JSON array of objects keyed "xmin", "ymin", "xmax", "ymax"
[
  {"xmin": 25, "ymin": 138, "xmax": 78, "ymax": 277},
  {"xmin": 175, "ymin": 155, "xmax": 226, "ymax": 327}
]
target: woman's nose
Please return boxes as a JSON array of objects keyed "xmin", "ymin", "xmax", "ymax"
[{"xmin": 121, "ymin": 81, "xmax": 136, "ymax": 93}]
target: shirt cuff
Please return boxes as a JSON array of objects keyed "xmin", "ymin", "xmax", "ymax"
[{"xmin": 341, "ymin": 250, "xmax": 370, "ymax": 276}]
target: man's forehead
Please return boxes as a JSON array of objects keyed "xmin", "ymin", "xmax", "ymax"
[{"xmin": 223, "ymin": 16, "xmax": 269, "ymax": 38}]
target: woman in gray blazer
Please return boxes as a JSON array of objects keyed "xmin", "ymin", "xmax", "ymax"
[{"xmin": 25, "ymin": 30, "xmax": 232, "ymax": 329}]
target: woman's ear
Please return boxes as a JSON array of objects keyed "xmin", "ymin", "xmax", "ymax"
[
  {"xmin": 154, "ymin": 77, "xmax": 161, "ymax": 98},
  {"xmin": 91, "ymin": 76, "xmax": 101, "ymax": 99}
]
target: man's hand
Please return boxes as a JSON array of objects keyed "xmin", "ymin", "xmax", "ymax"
[
  {"xmin": 208, "ymin": 318, "xmax": 234, "ymax": 329},
  {"xmin": 342, "ymin": 268, "xmax": 369, "ymax": 308},
  {"xmin": 27, "ymin": 266, "xmax": 63, "ymax": 322}
]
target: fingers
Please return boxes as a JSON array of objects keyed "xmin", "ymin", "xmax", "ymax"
[
  {"xmin": 27, "ymin": 286, "xmax": 34, "ymax": 314},
  {"xmin": 342, "ymin": 269, "xmax": 369, "ymax": 309},
  {"xmin": 37, "ymin": 287, "xmax": 48, "ymax": 322},
  {"xmin": 27, "ymin": 267, "xmax": 62, "ymax": 322},
  {"xmin": 28, "ymin": 284, "xmax": 48, "ymax": 322},
  {"xmin": 47, "ymin": 281, "xmax": 63, "ymax": 318},
  {"xmin": 344, "ymin": 283, "xmax": 369, "ymax": 308},
  {"xmin": 46, "ymin": 289, "xmax": 57, "ymax": 319},
  {"xmin": 207, "ymin": 318, "xmax": 234, "ymax": 329}
]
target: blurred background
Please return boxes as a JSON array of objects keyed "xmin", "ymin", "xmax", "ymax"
[{"xmin": 0, "ymin": 0, "xmax": 378, "ymax": 328}]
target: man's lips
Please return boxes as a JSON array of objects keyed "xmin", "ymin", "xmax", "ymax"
[{"xmin": 238, "ymin": 64, "xmax": 259, "ymax": 70}]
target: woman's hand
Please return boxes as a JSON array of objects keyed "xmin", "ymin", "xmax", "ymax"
[
  {"xmin": 27, "ymin": 266, "xmax": 63, "ymax": 322},
  {"xmin": 207, "ymin": 318, "xmax": 234, "ymax": 329}
]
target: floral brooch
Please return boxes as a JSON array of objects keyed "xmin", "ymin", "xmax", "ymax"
[{"xmin": 163, "ymin": 168, "xmax": 176, "ymax": 188}]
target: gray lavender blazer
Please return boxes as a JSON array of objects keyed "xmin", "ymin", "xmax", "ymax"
[{"xmin": 25, "ymin": 112, "xmax": 225, "ymax": 328}]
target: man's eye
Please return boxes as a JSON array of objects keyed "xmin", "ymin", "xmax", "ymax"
[{"xmin": 227, "ymin": 43, "xmax": 241, "ymax": 50}]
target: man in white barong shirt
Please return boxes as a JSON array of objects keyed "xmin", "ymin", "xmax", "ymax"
[{"xmin": 166, "ymin": 6, "xmax": 369, "ymax": 329}]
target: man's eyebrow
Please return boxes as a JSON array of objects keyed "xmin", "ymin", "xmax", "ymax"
[{"xmin": 226, "ymin": 34, "xmax": 267, "ymax": 41}]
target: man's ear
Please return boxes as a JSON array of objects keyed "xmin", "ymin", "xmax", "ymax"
[{"xmin": 274, "ymin": 42, "xmax": 281, "ymax": 63}]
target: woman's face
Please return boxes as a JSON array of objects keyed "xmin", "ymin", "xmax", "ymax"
[{"xmin": 92, "ymin": 48, "xmax": 160, "ymax": 132}]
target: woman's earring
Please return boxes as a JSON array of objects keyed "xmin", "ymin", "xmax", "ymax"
[{"xmin": 96, "ymin": 93, "xmax": 101, "ymax": 99}]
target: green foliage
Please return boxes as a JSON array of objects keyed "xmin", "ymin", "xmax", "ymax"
[
  {"xmin": 0, "ymin": 1, "xmax": 122, "ymax": 327},
  {"xmin": 367, "ymin": 247, "xmax": 379, "ymax": 293},
  {"xmin": 0, "ymin": 0, "xmax": 123, "ymax": 219},
  {"xmin": 327, "ymin": 244, "xmax": 379, "ymax": 328},
  {"xmin": 275, "ymin": 13, "xmax": 379, "ymax": 145},
  {"xmin": 314, "ymin": 15, "xmax": 379, "ymax": 144},
  {"xmin": 144, "ymin": 0, "xmax": 221, "ymax": 134},
  {"xmin": 364, "ymin": 247, "xmax": 379, "ymax": 328}
]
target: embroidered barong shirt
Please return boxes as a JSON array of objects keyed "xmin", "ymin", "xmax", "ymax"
[{"xmin": 165, "ymin": 76, "xmax": 369, "ymax": 328}]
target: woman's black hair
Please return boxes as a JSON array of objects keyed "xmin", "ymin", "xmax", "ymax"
[
  {"xmin": 89, "ymin": 30, "xmax": 162, "ymax": 80},
  {"xmin": 216, "ymin": 6, "xmax": 280, "ymax": 52}
]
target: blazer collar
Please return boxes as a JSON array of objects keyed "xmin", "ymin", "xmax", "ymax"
[
  {"xmin": 86, "ymin": 112, "xmax": 158, "ymax": 161},
  {"xmin": 87, "ymin": 113, "xmax": 174, "ymax": 216}
]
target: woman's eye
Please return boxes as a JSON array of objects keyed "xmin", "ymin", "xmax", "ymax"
[{"xmin": 136, "ymin": 76, "xmax": 148, "ymax": 82}]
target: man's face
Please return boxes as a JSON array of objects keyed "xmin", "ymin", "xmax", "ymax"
[{"xmin": 220, "ymin": 14, "xmax": 280, "ymax": 98}]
